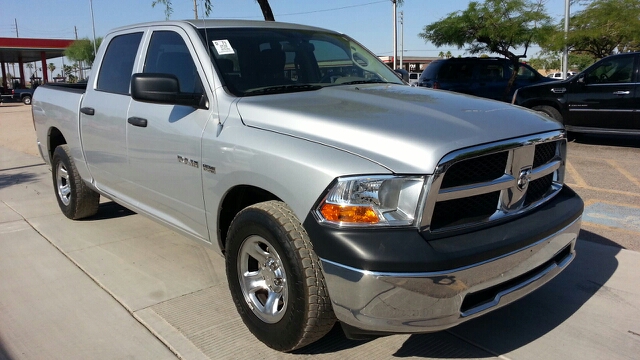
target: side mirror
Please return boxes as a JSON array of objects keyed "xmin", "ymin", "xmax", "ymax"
[
  {"xmin": 131, "ymin": 73, "xmax": 203, "ymax": 107},
  {"xmin": 394, "ymin": 68, "xmax": 409, "ymax": 82},
  {"xmin": 576, "ymin": 74, "xmax": 586, "ymax": 85}
]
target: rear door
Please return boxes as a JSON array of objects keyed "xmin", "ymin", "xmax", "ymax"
[
  {"xmin": 566, "ymin": 54, "xmax": 637, "ymax": 132},
  {"xmin": 125, "ymin": 26, "xmax": 212, "ymax": 240},
  {"xmin": 80, "ymin": 30, "xmax": 143, "ymax": 198}
]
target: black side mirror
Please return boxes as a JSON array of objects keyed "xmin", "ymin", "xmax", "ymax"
[
  {"xmin": 131, "ymin": 73, "xmax": 203, "ymax": 107},
  {"xmin": 394, "ymin": 69, "xmax": 409, "ymax": 82},
  {"xmin": 576, "ymin": 74, "xmax": 586, "ymax": 85}
]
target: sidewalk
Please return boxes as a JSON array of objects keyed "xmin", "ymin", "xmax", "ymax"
[{"xmin": 1, "ymin": 105, "xmax": 639, "ymax": 359}]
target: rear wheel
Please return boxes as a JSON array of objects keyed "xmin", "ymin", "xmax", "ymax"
[
  {"xmin": 22, "ymin": 95, "xmax": 32, "ymax": 105},
  {"xmin": 52, "ymin": 145, "xmax": 100, "ymax": 219},
  {"xmin": 225, "ymin": 201, "xmax": 335, "ymax": 352},
  {"xmin": 532, "ymin": 105, "xmax": 563, "ymax": 123}
]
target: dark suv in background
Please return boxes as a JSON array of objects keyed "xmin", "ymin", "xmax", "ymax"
[
  {"xmin": 417, "ymin": 57, "xmax": 554, "ymax": 101},
  {"xmin": 513, "ymin": 52, "xmax": 639, "ymax": 135}
]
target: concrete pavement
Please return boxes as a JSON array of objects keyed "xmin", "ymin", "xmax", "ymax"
[{"xmin": 1, "ymin": 104, "xmax": 639, "ymax": 359}]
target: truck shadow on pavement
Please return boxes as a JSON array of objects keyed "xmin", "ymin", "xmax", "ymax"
[
  {"xmin": 395, "ymin": 233, "xmax": 619, "ymax": 358},
  {"xmin": 570, "ymin": 133, "xmax": 640, "ymax": 149},
  {"xmin": 295, "ymin": 232, "xmax": 619, "ymax": 357},
  {"xmin": 82, "ymin": 201, "xmax": 136, "ymax": 221}
]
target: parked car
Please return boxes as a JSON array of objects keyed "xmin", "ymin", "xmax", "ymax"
[
  {"xmin": 417, "ymin": 57, "xmax": 554, "ymax": 101},
  {"xmin": 547, "ymin": 72, "xmax": 577, "ymax": 79},
  {"xmin": 408, "ymin": 72, "xmax": 420, "ymax": 86},
  {"xmin": 0, "ymin": 87, "xmax": 35, "ymax": 105},
  {"xmin": 513, "ymin": 52, "xmax": 639, "ymax": 135},
  {"xmin": 33, "ymin": 19, "xmax": 583, "ymax": 352}
]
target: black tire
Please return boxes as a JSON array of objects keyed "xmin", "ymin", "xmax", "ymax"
[
  {"xmin": 52, "ymin": 145, "xmax": 100, "ymax": 219},
  {"xmin": 225, "ymin": 201, "xmax": 335, "ymax": 352},
  {"xmin": 532, "ymin": 105, "xmax": 563, "ymax": 123},
  {"xmin": 22, "ymin": 95, "xmax": 32, "ymax": 105}
]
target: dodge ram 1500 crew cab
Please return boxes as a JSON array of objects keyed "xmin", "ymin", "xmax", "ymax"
[{"xmin": 32, "ymin": 20, "xmax": 584, "ymax": 352}]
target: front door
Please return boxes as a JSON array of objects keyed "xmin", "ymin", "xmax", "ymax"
[
  {"xmin": 126, "ymin": 28, "xmax": 212, "ymax": 240},
  {"xmin": 566, "ymin": 54, "xmax": 637, "ymax": 132}
]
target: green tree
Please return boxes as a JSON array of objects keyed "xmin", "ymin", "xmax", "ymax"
[
  {"xmin": 64, "ymin": 38, "xmax": 103, "ymax": 66},
  {"xmin": 48, "ymin": 63, "xmax": 56, "ymax": 82},
  {"xmin": 542, "ymin": 0, "xmax": 640, "ymax": 60},
  {"xmin": 153, "ymin": 0, "xmax": 275, "ymax": 21},
  {"xmin": 419, "ymin": 0, "xmax": 554, "ymax": 100},
  {"xmin": 445, "ymin": 51, "xmax": 452, "ymax": 59},
  {"xmin": 62, "ymin": 64, "xmax": 78, "ymax": 83},
  {"xmin": 438, "ymin": 51, "xmax": 445, "ymax": 58}
]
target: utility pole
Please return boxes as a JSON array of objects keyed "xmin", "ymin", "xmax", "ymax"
[
  {"xmin": 399, "ymin": 11, "xmax": 404, "ymax": 70},
  {"xmin": 14, "ymin": 18, "xmax": 19, "ymax": 37},
  {"xmin": 194, "ymin": 0, "xmax": 198, "ymax": 19},
  {"xmin": 392, "ymin": 0, "xmax": 397, "ymax": 69}
]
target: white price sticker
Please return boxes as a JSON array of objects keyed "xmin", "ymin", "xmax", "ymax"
[{"xmin": 212, "ymin": 40, "xmax": 235, "ymax": 55}]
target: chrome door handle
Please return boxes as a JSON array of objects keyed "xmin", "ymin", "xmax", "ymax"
[
  {"xmin": 551, "ymin": 88, "xmax": 566, "ymax": 94},
  {"xmin": 613, "ymin": 91, "xmax": 630, "ymax": 95}
]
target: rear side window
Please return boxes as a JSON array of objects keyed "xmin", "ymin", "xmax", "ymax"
[
  {"xmin": 97, "ymin": 32, "xmax": 143, "ymax": 94},
  {"xmin": 437, "ymin": 62, "xmax": 473, "ymax": 81}
]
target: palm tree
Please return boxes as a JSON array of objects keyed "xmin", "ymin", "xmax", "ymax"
[
  {"xmin": 48, "ymin": 63, "xmax": 56, "ymax": 82},
  {"xmin": 446, "ymin": 51, "xmax": 452, "ymax": 59},
  {"xmin": 438, "ymin": 51, "xmax": 445, "ymax": 58}
]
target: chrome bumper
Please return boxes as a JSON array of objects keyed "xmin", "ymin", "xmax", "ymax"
[{"xmin": 321, "ymin": 216, "xmax": 581, "ymax": 334}]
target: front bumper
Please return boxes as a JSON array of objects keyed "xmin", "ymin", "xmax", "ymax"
[{"xmin": 321, "ymin": 215, "xmax": 580, "ymax": 334}]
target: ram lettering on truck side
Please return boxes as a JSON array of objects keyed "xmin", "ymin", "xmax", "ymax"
[{"xmin": 32, "ymin": 20, "xmax": 584, "ymax": 352}]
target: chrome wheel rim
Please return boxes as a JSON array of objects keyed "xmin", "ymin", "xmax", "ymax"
[
  {"xmin": 237, "ymin": 235, "xmax": 288, "ymax": 324},
  {"xmin": 56, "ymin": 162, "xmax": 71, "ymax": 206}
]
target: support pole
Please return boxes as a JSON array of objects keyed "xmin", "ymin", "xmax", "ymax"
[
  {"xmin": 562, "ymin": 0, "xmax": 570, "ymax": 80},
  {"xmin": 392, "ymin": 0, "xmax": 397, "ymax": 69}
]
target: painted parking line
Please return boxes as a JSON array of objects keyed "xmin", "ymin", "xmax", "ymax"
[{"xmin": 583, "ymin": 202, "xmax": 640, "ymax": 233}]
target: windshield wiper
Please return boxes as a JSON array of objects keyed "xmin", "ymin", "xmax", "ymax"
[
  {"xmin": 244, "ymin": 84, "xmax": 322, "ymax": 96},
  {"xmin": 335, "ymin": 79, "xmax": 390, "ymax": 86}
]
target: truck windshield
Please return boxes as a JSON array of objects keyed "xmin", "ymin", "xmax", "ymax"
[{"xmin": 198, "ymin": 27, "xmax": 403, "ymax": 96}]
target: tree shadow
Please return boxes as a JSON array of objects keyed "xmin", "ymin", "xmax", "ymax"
[
  {"xmin": 0, "ymin": 172, "xmax": 40, "ymax": 189},
  {"xmin": 394, "ymin": 235, "xmax": 619, "ymax": 357}
]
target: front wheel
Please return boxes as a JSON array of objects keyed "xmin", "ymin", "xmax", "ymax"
[
  {"xmin": 52, "ymin": 145, "xmax": 100, "ymax": 219},
  {"xmin": 532, "ymin": 105, "xmax": 563, "ymax": 123},
  {"xmin": 225, "ymin": 201, "xmax": 335, "ymax": 352}
]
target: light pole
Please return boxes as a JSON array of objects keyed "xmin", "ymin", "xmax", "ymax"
[{"xmin": 562, "ymin": 0, "xmax": 570, "ymax": 80}]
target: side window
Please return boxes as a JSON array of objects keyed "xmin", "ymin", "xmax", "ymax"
[
  {"xmin": 586, "ymin": 56, "xmax": 635, "ymax": 84},
  {"xmin": 96, "ymin": 32, "xmax": 143, "ymax": 94},
  {"xmin": 515, "ymin": 65, "xmax": 536, "ymax": 80},
  {"xmin": 144, "ymin": 31, "xmax": 203, "ymax": 94},
  {"xmin": 477, "ymin": 63, "xmax": 504, "ymax": 82}
]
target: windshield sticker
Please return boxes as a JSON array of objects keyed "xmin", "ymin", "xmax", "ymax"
[{"xmin": 212, "ymin": 40, "xmax": 235, "ymax": 55}]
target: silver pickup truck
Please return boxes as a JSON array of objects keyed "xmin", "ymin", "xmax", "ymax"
[{"xmin": 32, "ymin": 20, "xmax": 584, "ymax": 352}]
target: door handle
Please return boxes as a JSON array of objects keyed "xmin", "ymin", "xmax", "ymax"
[
  {"xmin": 80, "ymin": 107, "xmax": 95, "ymax": 116},
  {"xmin": 613, "ymin": 91, "xmax": 630, "ymax": 95},
  {"xmin": 127, "ymin": 117, "xmax": 148, "ymax": 127}
]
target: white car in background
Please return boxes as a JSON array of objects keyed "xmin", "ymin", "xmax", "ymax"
[{"xmin": 547, "ymin": 71, "xmax": 577, "ymax": 79}]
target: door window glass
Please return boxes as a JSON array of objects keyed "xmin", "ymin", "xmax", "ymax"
[
  {"xmin": 586, "ymin": 56, "xmax": 634, "ymax": 84},
  {"xmin": 144, "ymin": 31, "xmax": 203, "ymax": 94},
  {"xmin": 96, "ymin": 32, "xmax": 143, "ymax": 94}
]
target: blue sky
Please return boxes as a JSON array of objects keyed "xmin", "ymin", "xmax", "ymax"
[{"xmin": 1, "ymin": 0, "xmax": 578, "ymax": 77}]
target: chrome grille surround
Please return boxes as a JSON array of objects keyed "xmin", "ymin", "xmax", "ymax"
[{"xmin": 421, "ymin": 131, "xmax": 566, "ymax": 233}]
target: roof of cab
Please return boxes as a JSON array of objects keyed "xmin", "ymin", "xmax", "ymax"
[{"xmin": 107, "ymin": 19, "xmax": 338, "ymax": 35}]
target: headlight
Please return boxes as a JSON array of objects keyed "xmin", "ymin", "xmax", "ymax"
[{"xmin": 315, "ymin": 175, "xmax": 427, "ymax": 227}]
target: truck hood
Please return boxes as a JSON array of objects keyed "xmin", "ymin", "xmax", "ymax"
[{"xmin": 235, "ymin": 84, "xmax": 562, "ymax": 173}]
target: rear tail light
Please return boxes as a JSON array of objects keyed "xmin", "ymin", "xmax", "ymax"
[{"xmin": 433, "ymin": 81, "xmax": 440, "ymax": 89}]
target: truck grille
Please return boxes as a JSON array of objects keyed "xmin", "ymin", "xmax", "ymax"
[{"xmin": 421, "ymin": 131, "xmax": 566, "ymax": 233}]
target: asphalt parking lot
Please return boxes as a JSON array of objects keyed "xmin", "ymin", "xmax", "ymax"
[{"xmin": 1, "ymin": 103, "xmax": 639, "ymax": 359}]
